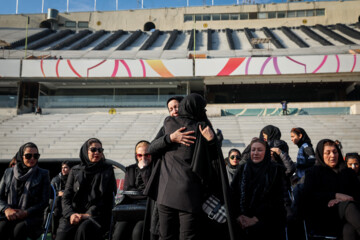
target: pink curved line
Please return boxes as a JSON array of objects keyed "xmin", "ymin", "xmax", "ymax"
[
  {"xmin": 111, "ymin": 60, "xmax": 119, "ymax": 77},
  {"xmin": 40, "ymin": 59, "xmax": 46, "ymax": 78},
  {"xmin": 120, "ymin": 60, "xmax": 132, "ymax": 77},
  {"xmin": 272, "ymin": 57, "xmax": 281, "ymax": 75},
  {"xmin": 140, "ymin": 59, "xmax": 146, "ymax": 77},
  {"xmin": 56, "ymin": 59, "xmax": 61, "ymax": 77},
  {"xmin": 312, "ymin": 55, "xmax": 328, "ymax": 74},
  {"xmin": 260, "ymin": 57, "xmax": 272, "ymax": 75},
  {"xmin": 286, "ymin": 57, "xmax": 307, "ymax": 73},
  {"xmin": 67, "ymin": 60, "xmax": 82, "ymax": 78},
  {"xmin": 351, "ymin": 54, "xmax": 357, "ymax": 73},
  {"xmin": 87, "ymin": 60, "xmax": 106, "ymax": 77},
  {"xmin": 245, "ymin": 57, "xmax": 252, "ymax": 75},
  {"xmin": 335, "ymin": 55, "xmax": 340, "ymax": 73}
]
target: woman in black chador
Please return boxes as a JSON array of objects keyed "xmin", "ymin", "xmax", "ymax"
[
  {"xmin": 55, "ymin": 138, "xmax": 116, "ymax": 240},
  {"xmin": 232, "ymin": 138, "xmax": 287, "ymax": 240},
  {"xmin": 0, "ymin": 142, "xmax": 50, "ymax": 240},
  {"xmin": 303, "ymin": 139, "xmax": 360, "ymax": 239},
  {"xmin": 144, "ymin": 93, "xmax": 235, "ymax": 240}
]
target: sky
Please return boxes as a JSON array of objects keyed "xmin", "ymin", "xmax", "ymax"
[{"xmin": 0, "ymin": 0, "xmax": 284, "ymax": 15}]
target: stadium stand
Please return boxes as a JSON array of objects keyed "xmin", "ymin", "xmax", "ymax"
[{"xmin": 0, "ymin": 112, "xmax": 359, "ymax": 166}]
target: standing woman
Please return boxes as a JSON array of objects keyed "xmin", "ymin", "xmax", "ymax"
[
  {"xmin": 0, "ymin": 142, "xmax": 50, "ymax": 240},
  {"xmin": 146, "ymin": 93, "xmax": 234, "ymax": 240},
  {"xmin": 55, "ymin": 138, "xmax": 116, "ymax": 240},
  {"xmin": 303, "ymin": 139, "xmax": 360, "ymax": 239},
  {"xmin": 232, "ymin": 138, "xmax": 286, "ymax": 240}
]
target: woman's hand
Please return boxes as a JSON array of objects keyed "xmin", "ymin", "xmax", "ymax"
[
  {"xmin": 5, "ymin": 208, "xmax": 18, "ymax": 221},
  {"xmin": 170, "ymin": 127, "xmax": 196, "ymax": 146},
  {"xmin": 237, "ymin": 215, "xmax": 259, "ymax": 229},
  {"xmin": 70, "ymin": 213, "xmax": 82, "ymax": 225},
  {"xmin": 15, "ymin": 210, "xmax": 28, "ymax": 220},
  {"xmin": 58, "ymin": 191, "xmax": 64, "ymax": 197},
  {"xmin": 335, "ymin": 193, "xmax": 354, "ymax": 202},
  {"xmin": 328, "ymin": 199, "xmax": 341, "ymax": 207},
  {"xmin": 70, "ymin": 213, "xmax": 90, "ymax": 225},
  {"xmin": 270, "ymin": 147, "xmax": 281, "ymax": 155},
  {"xmin": 199, "ymin": 125, "xmax": 214, "ymax": 141}
]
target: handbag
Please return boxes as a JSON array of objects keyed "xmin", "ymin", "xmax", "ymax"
[
  {"xmin": 112, "ymin": 190, "xmax": 147, "ymax": 222},
  {"xmin": 202, "ymin": 195, "xmax": 227, "ymax": 223}
]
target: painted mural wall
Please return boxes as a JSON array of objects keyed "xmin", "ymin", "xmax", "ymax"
[{"xmin": 1, "ymin": 54, "xmax": 359, "ymax": 79}]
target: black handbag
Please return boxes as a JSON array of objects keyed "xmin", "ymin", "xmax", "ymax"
[{"xmin": 112, "ymin": 191, "xmax": 147, "ymax": 222}]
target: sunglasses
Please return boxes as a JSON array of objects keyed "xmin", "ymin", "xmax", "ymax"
[
  {"xmin": 136, "ymin": 153, "xmax": 151, "ymax": 158},
  {"xmin": 230, "ymin": 155, "xmax": 240, "ymax": 160},
  {"xmin": 24, "ymin": 153, "xmax": 40, "ymax": 160},
  {"xmin": 89, "ymin": 147, "xmax": 104, "ymax": 153}
]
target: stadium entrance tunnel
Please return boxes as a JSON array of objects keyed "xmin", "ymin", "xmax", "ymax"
[
  {"xmin": 205, "ymin": 82, "xmax": 358, "ymax": 103},
  {"xmin": 18, "ymin": 82, "xmax": 40, "ymax": 114},
  {"xmin": 144, "ymin": 22, "xmax": 155, "ymax": 31},
  {"xmin": 39, "ymin": 20, "xmax": 52, "ymax": 28}
]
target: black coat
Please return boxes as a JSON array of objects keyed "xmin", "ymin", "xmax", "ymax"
[
  {"xmin": 303, "ymin": 165, "xmax": 360, "ymax": 234},
  {"xmin": 155, "ymin": 116, "xmax": 203, "ymax": 212},
  {"xmin": 231, "ymin": 162, "xmax": 286, "ymax": 239},
  {"xmin": 61, "ymin": 163, "xmax": 116, "ymax": 230},
  {"xmin": 0, "ymin": 167, "xmax": 50, "ymax": 234},
  {"xmin": 122, "ymin": 164, "xmax": 151, "ymax": 203}
]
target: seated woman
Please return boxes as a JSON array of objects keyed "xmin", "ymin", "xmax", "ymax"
[
  {"xmin": 55, "ymin": 138, "xmax": 116, "ymax": 240},
  {"xmin": 51, "ymin": 161, "xmax": 71, "ymax": 238},
  {"xmin": 232, "ymin": 138, "xmax": 286, "ymax": 240},
  {"xmin": 112, "ymin": 140, "xmax": 152, "ymax": 240},
  {"xmin": 0, "ymin": 142, "xmax": 50, "ymax": 240},
  {"xmin": 303, "ymin": 139, "xmax": 360, "ymax": 239},
  {"xmin": 225, "ymin": 149, "xmax": 241, "ymax": 185}
]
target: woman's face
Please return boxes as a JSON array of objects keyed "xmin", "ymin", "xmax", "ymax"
[
  {"xmin": 136, "ymin": 146, "xmax": 152, "ymax": 167},
  {"xmin": 251, "ymin": 142, "xmax": 266, "ymax": 164},
  {"xmin": 88, "ymin": 142, "xmax": 104, "ymax": 163},
  {"xmin": 291, "ymin": 132, "xmax": 302, "ymax": 145},
  {"xmin": 23, "ymin": 147, "xmax": 39, "ymax": 168},
  {"xmin": 229, "ymin": 151, "xmax": 240, "ymax": 166},
  {"xmin": 347, "ymin": 158, "xmax": 360, "ymax": 174},
  {"xmin": 168, "ymin": 100, "xmax": 179, "ymax": 117},
  {"xmin": 61, "ymin": 164, "xmax": 70, "ymax": 176},
  {"xmin": 262, "ymin": 132, "xmax": 268, "ymax": 142},
  {"xmin": 323, "ymin": 145, "xmax": 339, "ymax": 169}
]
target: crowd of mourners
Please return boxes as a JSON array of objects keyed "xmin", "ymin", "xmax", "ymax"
[{"xmin": 1, "ymin": 93, "xmax": 360, "ymax": 240}]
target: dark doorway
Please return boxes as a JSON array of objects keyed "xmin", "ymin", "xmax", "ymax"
[
  {"xmin": 39, "ymin": 20, "xmax": 51, "ymax": 28},
  {"xmin": 144, "ymin": 22, "xmax": 156, "ymax": 31},
  {"xmin": 18, "ymin": 82, "xmax": 40, "ymax": 113}
]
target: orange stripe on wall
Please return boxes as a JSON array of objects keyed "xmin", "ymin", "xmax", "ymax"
[{"xmin": 145, "ymin": 60, "xmax": 174, "ymax": 78}]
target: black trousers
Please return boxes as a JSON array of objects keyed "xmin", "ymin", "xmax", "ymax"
[
  {"xmin": 157, "ymin": 204, "xmax": 199, "ymax": 240},
  {"xmin": 112, "ymin": 220, "xmax": 144, "ymax": 240},
  {"xmin": 0, "ymin": 219, "xmax": 36, "ymax": 240},
  {"xmin": 340, "ymin": 201, "xmax": 360, "ymax": 240},
  {"xmin": 55, "ymin": 217, "xmax": 103, "ymax": 240}
]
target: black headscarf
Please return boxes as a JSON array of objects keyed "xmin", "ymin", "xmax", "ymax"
[
  {"xmin": 259, "ymin": 125, "xmax": 281, "ymax": 146},
  {"xmin": 315, "ymin": 139, "xmax": 345, "ymax": 172},
  {"xmin": 178, "ymin": 93, "xmax": 209, "ymax": 124},
  {"xmin": 79, "ymin": 138, "xmax": 106, "ymax": 174},
  {"xmin": 292, "ymin": 127, "xmax": 312, "ymax": 148},
  {"xmin": 15, "ymin": 142, "xmax": 39, "ymax": 174},
  {"xmin": 166, "ymin": 96, "xmax": 184, "ymax": 107},
  {"xmin": 241, "ymin": 139, "xmax": 273, "ymax": 214}
]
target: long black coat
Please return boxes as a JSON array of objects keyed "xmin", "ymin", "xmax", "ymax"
[
  {"xmin": 156, "ymin": 116, "xmax": 203, "ymax": 212},
  {"xmin": 61, "ymin": 164, "xmax": 116, "ymax": 231}
]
